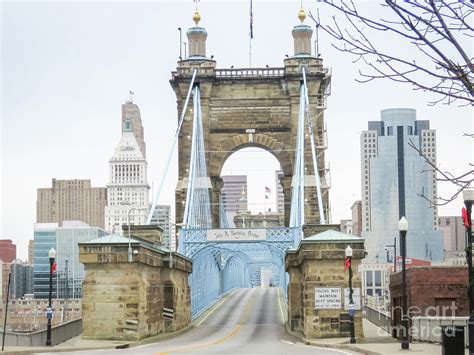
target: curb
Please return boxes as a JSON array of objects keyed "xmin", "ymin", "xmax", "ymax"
[
  {"xmin": 284, "ymin": 323, "xmax": 381, "ymax": 355},
  {"xmin": 0, "ymin": 343, "xmax": 130, "ymax": 355}
]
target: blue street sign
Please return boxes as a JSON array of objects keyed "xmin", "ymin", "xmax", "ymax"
[{"xmin": 46, "ymin": 307, "xmax": 53, "ymax": 320}]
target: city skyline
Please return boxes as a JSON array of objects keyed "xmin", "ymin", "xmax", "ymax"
[{"xmin": 2, "ymin": 1, "xmax": 471, "ymax": 260}]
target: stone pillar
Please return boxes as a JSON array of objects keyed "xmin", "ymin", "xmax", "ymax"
[
  {"xmin": 210, "ymin": 176, "xmax": 224, "ymax": 228},
  {"xmin": 285, "ymin": 231, "xmax": 365, "ymax": 340},
  {"xmin": 79, "ymin": 232, "xmax": 192, "ymax": 341},
  {"xmin": 280, "ymin": 176, "xmax": 293, "ymax": 226}
]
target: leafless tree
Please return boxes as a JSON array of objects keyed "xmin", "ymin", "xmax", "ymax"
[
  {"xmin": 310, "ymin": 1, "xmax": 473, "ymax": 205},
  {"xmin": 408, "ymin": 137, "xmax": 473, "ymax": 206},
  {"xmin": 309, "ymin": 0, "xmax": 473, "ymax": 106}
]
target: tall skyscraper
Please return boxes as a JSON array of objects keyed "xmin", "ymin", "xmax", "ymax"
[
  {"xmin": 105, "ymin": 102, "xmax": 150, "ymax": 234},
  {"xmin": 275, "ymin": 171, "xmax": 285, "ymax": 213},
  {"xmin": 122, "ymin": 100, "xmax": 146, "ymax": 158},
  {"xmin": 361, "ymin": 108, "xmax": 443, "ymax": 261},
  {"xmin": 36, "ymin": 179, "xmax": 107, "ymax": 229},
  {"xmin": 33, "ymin": 223, "xmax": 58, "ymax": 299},
  {"xmin": 149, "ymin": 205, "xmax": 172, "ymax": 249},
  {"xmin": 0, "ymin": 239, "xmax": 16, "ymax": 262},
  {"xmin": 221, "ymin": 175, "xmax": 247, "ymax": 227}
]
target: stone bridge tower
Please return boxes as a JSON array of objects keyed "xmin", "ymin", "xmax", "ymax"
[{"xmin": 171, "ymin": 9, "xmax": 331, "ymax": 228}]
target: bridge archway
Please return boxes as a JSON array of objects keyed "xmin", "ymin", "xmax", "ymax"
[{"xmin": 220, "ymin": 145, "xmax": 286, "ymax": 228}]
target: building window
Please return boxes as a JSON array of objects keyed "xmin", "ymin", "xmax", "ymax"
[
  {"xmin": 387, "ymin": 126, "xmax": 393, "ymax": 136},
  {"xmin": 407, "ymin": 126, "xmax": 413, "ymax": 135}
]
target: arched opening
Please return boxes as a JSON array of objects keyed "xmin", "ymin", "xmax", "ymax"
[{"xmin": 220, "ymin": 147, "xmax": 285, "ymax": 228}]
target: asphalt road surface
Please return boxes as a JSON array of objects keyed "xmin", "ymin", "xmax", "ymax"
[{"xmin": 39, "ymin": 288, "xmax": 358, "ymax": 355}]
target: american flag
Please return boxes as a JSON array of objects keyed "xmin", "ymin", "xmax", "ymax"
[{"xmin": 265, "ymin": 186, "xmax": 271, "ymax": 193}]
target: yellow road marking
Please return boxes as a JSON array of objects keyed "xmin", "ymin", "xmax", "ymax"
[{"xmin": 156, "ymin": 290, "xmax": 257, "ymax": 355}]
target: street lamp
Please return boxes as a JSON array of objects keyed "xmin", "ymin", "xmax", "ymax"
[
  {"xmin": 46, "ymin": 247, "xmax": 56, "ymax": 346},
  {"xmin": 127, "ymin": 207, "xmax": 138, "ymax": 263},
  {"xmin": 385, "ymin": 236, "xmax": 397, "ymax": 272},
  {"xmin": 398, "ymin": 216, "xmax": 409, "ymax": 350},
  {"xmin": 463, "ymin": 189, "xmax": 474, "ymax": 355},
  {"xmin": 345, "ymin": 245, "xmax": 356, "ymax": 344}
]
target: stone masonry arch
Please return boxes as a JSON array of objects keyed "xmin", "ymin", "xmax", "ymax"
[{"xmin": 171, "ymin": 58, "xmax": 331, "ymax": 228}]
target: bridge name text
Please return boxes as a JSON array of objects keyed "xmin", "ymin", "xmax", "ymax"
[{"xmin": 206, "ymin": 229, "xmax": 266, "ymax": 242}]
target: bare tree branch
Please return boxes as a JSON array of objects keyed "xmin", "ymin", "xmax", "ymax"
[
  {"xmin": 309, "ymin": 0, "xmax": 473, "ymax": 106},
  {"xmin": 408, "ymin": 138, "xmax": 473, "ymax": 206}
]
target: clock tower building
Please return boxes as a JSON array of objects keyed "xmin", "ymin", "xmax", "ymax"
[{"xmin": 104, "ymin": 108, "xmax": 150, "ymax": 234}]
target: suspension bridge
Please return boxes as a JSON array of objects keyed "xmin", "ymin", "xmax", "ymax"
[{"xmin": 144, "ymin": 8, "xmax": 331, "ymax": 319}]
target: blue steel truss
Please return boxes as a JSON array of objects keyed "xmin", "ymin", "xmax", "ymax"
[{"xmin": 180, "ymin": 227, "xmax": 299, "ymax": 318}]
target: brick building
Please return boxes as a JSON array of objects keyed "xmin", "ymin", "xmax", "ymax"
[
  {"xmin": 390, "ymin": 266, "xmax": 468, "ymax": 336},
  {"xmin": 0, "ymin": 239, "xmax": 16, "ymax": 262}
]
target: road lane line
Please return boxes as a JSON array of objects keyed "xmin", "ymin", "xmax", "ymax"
[
  {"xmin": 155, "ymin": 289, "xmax": 257, "ymax": 355},
  {"xmin": 195, "ymin": 293, "xmax": 231, "ymax": 326}
]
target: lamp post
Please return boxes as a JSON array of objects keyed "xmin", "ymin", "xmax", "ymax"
[
  {"xmin": 345, "ymin": 245, "xmax": 356, "ymax": 344},
  {"xmin": 463, "ymin": 189, "xmax": 474, "ymax": 354},
  {"xmin": 127, "ymin": 207, "xmax": 138, "ymax": 263},
  {"xmin": 398, "ymin": 217, "xmax": 409, "ymax": 350},
  {"xmin": 46, "ymin": 247, "xmax": 56, "ymax": 346},
  {"xmin": 385, "ymin": 237, "xmax": 397, "ymax": 272}
]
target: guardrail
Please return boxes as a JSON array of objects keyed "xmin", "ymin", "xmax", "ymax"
[
  {"xmin": 411, "ymin": 316, "xmax": 469, "ymax": 346},
  {"xmin": 0, "ymin": 318, "xmax": 81, "ymax": 347},
  {"xmin": 215, "ymin": 68, "xmax": 285, "ymax": 78},
  {"xmin": 363, "ymin": 305, "xmax": 391, "ymax": 334}
]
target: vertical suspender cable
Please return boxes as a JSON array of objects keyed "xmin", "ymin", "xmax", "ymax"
[
  {"xmin": 302, "ymin": 67, "xmax": 326, "ymax": 224},
  {"xmin": 183, "ymin": 86, "xmax": 199, "ymax": 227},
  {"xmin": 147, "ymin": 69, "xmax": 197, "ymax": 224}
]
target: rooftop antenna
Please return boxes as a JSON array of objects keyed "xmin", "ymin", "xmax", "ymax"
[{"xmin": 128, "ymin": 90, "xmax": 135, "ymax": 103}]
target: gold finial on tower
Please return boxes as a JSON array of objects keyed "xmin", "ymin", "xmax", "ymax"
[
  {"xmin": 193, "ymin": 10, "xmax": 201, "ymax": 26},
  {"xmin": 298, "ymin": 8, "xmax": 306, "ymax": 23}
]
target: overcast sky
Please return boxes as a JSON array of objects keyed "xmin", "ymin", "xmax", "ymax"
[{"xmin": 2, "ymin": 1, "xmax": 472, "ymax": 260}]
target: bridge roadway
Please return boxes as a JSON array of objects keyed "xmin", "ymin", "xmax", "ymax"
[{"xmin": 41, "ymin": 288, "xmax": 358, "ymax": 355}]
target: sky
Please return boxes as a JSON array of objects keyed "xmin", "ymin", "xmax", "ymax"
[{"xmin": 1, "ymin": 1, "xmax": 472, "ymax": 260}]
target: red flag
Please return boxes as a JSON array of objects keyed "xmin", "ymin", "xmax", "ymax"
[
  {"xmin": 462, "ymin": 207, "xmax": 471, "ymax": 229},
  {"xmin": 344, "ymin": 257, "xmax": 351, "ymax": 272},
  {"xmin": 52, "ymin": 263, "xmax": 57, "ymax": 274}
]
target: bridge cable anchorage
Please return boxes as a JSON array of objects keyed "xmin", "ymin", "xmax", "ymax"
[
  {"xmin": 182, "ymin": 85, "xmax": 212, "ymax": 229},
  {"xmin": 302, "ymin": 67, "xmax": 326, "ymax": 224},
  {"xmin": 146, "ymin": 68, "xmax": 197, "ymax": 224}
]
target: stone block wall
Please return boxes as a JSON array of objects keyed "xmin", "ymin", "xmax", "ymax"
[
  {"xmin": 80, "ymin": 243, "xmax": 192, "ymax": 341},
  {"xmin": 286, "ymin": 236, "xmax": 365, "ymax": 340}
]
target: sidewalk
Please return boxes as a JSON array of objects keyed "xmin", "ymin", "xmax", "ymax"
[
  {"xmin": 0, "ymin": 335, "xmax": 130, "ymax": 354},
  {"xmin": 288, "ymin": 319, "xmax": 469, "ymax": 355}
]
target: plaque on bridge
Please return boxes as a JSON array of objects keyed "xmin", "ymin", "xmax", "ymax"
[
  {"xmin": 206, "ymin": 229, "xmax": 266, "ymax": 242},
  {"xmin": 314, "ymin": 287, "xmax": 342, "ymax": 309},
  {"xmin": 343, "ymin": 288, "xmax": 361, "ymax": 310}
]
